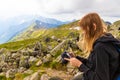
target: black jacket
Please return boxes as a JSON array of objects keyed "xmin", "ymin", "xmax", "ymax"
[{"xmin": 76, "ymin": 33, "xmax": 120, "ymax": 80}]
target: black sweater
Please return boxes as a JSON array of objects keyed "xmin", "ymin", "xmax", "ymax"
[{"xmin": 76, "ymin": 33, "xmax": 120, "ymax": 80}]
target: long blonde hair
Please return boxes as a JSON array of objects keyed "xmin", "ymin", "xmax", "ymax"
[{"xmin": 79, "ymin": 13, "xmax": 107, "ymax": 55}]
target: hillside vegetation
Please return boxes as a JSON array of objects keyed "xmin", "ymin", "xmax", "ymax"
[{"xmin": 0, "ymin": 20, "xmax": 119, "ymax": 80}]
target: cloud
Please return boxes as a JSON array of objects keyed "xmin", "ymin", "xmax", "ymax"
[
  {"xmin": 0, "ymin": 0, "xmax": 39, "ymax": 19},
  {"xmin": 37, "ymin": 0, "xmax": 120, "ymax": 22},
  {"xmin": 0, "ymin": 0, "xmax": 119, "ymax": 22},
  {"xmin": 38, "ymin": 0, "xmax": 94, "ymax": 14}
]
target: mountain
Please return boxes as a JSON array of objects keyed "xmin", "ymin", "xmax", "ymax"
[
  {"xmin": 0, "ymin": 21, "xmax": 80, "ymax": 80},
  {"xmin": 0, "ymin": 20, "xmax": 79, "ymax": 50},
  {"xmin": 105, "ymin": 21, "xmax": 112, "ymax": 26},
  {"xmin": 0, "ymin": 20, "xmax": 119, "ymax": 80},
  {"xmin": 0, "ymin": 20, "xmax": 80, "ymax": 80},
  {"xmin": 9, "ymin": 18, "xmax": 78, "ymax": 42},
  {"xmin": 0, "ymin": 15, "xmax": 68, "ymax": 44}
]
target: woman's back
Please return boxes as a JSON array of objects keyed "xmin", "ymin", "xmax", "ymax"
[{"xmin": 89, "ymin": 33, "xmax": 120, "ymax": 80}]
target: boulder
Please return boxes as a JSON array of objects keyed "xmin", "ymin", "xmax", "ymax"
[
  {"xmin": 24, "ymin": 70, "xmax": 33, "ymax": 74},
  {"xmin": 42, "ymin": 54, "xmax": 52, "ymax": 63},
  {"xmin": 21, "ymin": 50, "xmax": 29, "ymax": 56},
  {"xmin": 29, "ymin": 56, "xmax": 38, "ymax": 64},
  {"xmin": 54, "ymin": 55, "xmax": 61, "ymax": 62},
  {"xmin": 0, "ymin": 72, "xmax": 5, "ymax": 76},
  {"xmin": 71, "ymin": 72, "xmax": 83, "ymax": 80},
  {"xmin": 19, "ymin": 58, "xmax": 30, "ymax": 69},
  {"xmin": 41, "ymin": 74, "xmax": 50, "ymax": 80},
  {"xmin": 34, "ymin": 42, "xmax": 42, "ymax": 51},
  {"xmin": 36, "ymin": 60, "xmax": 42, "ymax": 67},
  {"xmin": 49, "ymin": 76, "xmax": 63, "ymax": 80},
  {"xmin": 0, "ymin": 48, "xmax": 7, "ymax": 54},
  {"xmin": 2, "ymin": 67, "xmax": 8, "ymax": 72},
  {"xmin": 57, "ymin": 39, "xmax": 62, "ymax": 43},
  {"xmin": 30, "ymin": 51, "xmax": 39, "ymax": 57},
  {"xmin": 12, "ymin": 53, "xmax": 20, "ymax": 59},
  {"xmin": 30, "ymin": 72, "xmax": 40, "ymax": 80},
  {"xmin": 18, "ymin": 67, "xmax": 26, "ymax": 73},
  {"xmin": 67, "ymin": 63, "xmax": 75, "ymax": 73},
  {"xmin": 24, "ymin": 72, "xmax": 40, "ymax": 80},
  {"xmin": 23, "ymin": 76, "xmax": 31, "ymax": 80},
  {"xmin": 6, "ymin": 69, "xmax": 17, "ymax": 78}
]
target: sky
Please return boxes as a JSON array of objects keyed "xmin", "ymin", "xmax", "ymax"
[{"xmin": 0, "ymin": 0, "xmax": 120, "ymax": 22}]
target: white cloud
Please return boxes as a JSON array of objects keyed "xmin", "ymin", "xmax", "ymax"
[
  {"xmin": 0, "ymin": 0, "xmax": 120, "ymax": 22},
  {"xmin": 0, "ymin": 0, "xmax": 39, "ymax": 19}
]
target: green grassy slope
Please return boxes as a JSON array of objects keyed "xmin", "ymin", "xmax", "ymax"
[{"xmin": 0, "ymin": 21, "xmax": 79, "ymax": 50}]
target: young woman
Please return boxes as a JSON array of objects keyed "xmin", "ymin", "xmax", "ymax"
[{"xmin": 65, "ymin": 13, "xmax": 120, "ymax": 80}]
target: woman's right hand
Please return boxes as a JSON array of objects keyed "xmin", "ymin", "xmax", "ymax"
[{"xmin": 64, "ymin": 58, "xmax": 82, "ymax": 67}]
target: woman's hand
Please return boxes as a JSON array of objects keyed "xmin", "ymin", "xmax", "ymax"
[{"xmin": 64, "ymin": 58, "xmax": 82, "ymax": 67}]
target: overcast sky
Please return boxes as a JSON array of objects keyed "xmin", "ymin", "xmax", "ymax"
[{"xmin": 0, "ymin": 0, "xmax": 120, "ymax": 22}]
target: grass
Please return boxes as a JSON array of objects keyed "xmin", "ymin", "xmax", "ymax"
[
  {"xmin": 0, "ymin": 20, "xmax": 79, "ymax": 50},
  {"xmin": 14, "ymin": 73, "xmax": 31, "ymax": 80},
  {"xmin": 0, "ymin": 76, "xmax": 6, "ymax": 80},
  {"xmin": 0, "ymin": 38, "xmax": 40, "ymax": 50}
]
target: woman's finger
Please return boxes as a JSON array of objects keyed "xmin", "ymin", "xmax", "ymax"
[{"xmin": 64, "ymin": 58, "xmax": 70, "ymax": 61}]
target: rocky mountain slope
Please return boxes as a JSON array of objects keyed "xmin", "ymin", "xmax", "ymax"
[
  {"xmin": 0, "ymin": 20, "xmax": 119, "ymax": 80},
  {"xmin": 0, "ymin": 20, "xmax": 82, "ymax": 80}
]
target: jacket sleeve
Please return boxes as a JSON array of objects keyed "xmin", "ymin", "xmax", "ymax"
[
  {"xmin": 76, "ymin": 56, "xmax": 88, "ymax": 64},
  {"xmin": 78, "ymin": 45, "xmax": 110, "ymax": 80}
]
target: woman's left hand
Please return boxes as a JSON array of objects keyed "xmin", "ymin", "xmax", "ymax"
[{"xmin": 64, "ymin": 58, "xmax": 82, "ymax": 67}]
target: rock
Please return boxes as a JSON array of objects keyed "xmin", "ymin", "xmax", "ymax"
[
  {"xmin": 0, "ymin": 72, "xmax": 5, "ymax": 76},
  {"xmin": 9, "ymin": 58, "xmax": 16, "ymax": 63},
  {"xmin": 10, "ymin": 50, "xmax": 17, "ymax": 53},
  {"xmin": 42, "ymin": 50, "xmax": 48, "ymax": 56},
  {"xmin": 30, "ymin": 72, "xmax": 40, "ymax": 80},
  {"xmin": 54, "ymin": 55, "xmax": 61, "ymax": 62},
  {"xmin": 34, "ymin": 42, "xmax": 42, "ymax": 51},
  {"xmin": 2, "ymin": 67, "xmax": 8, "ymax": 72},
  {"xmin": 19, "ymin": 58, "xmax": 30, "ymax": 69},
  {"xmin": 3, "ymin": 52, "xmax": 12, "ymax": 63},
  {"xmin": 30, "ymin": 51, "xmax": 39, "ymax": 57},
  {"xmin": 6, "ymin": 69, "xmax": 17, "ymax": 78},
  {"xmin": 23, "ymin": 76, "xmax": 31, "ymax": 80},
  {"xmin": 29, "ymin": 56, "xmax": 38, "ymax": 63},
  {"xmin": 49, "ymin": 76, "xmax": 63, "ymax": 80},
  {"xmin": 16, "ymin": 58, "xmax": 20, "ymax": 68},
  {"xmin": 46, "ymin": 54, "xmax": 52, "ymax": 59},
  {"xmin": 45, "ymin": 37, "xmax": 51, "ymax": 43},
  {"xmin": 22, "ymin": 50, "xmax": 29, "ymax": 56},
  {"xmin": 42, "ymin": 54, "xmax": 52, "ymax": 63},
  {"xmin": 36, "ymin": 60, "xmax": 42, "ymax": 67},
  {"xmin": 24, "ymin": 72, "xmax": 40, "ymax": 80},
  {"xmin": 51, "ymin": 36, "xmax": 56, "ymax": 39},
  {"xmin": 67, "ymin": 63, "xmax": 75, "ymax": 73},
  {"xmin": 71, "ymin": 72, "xmax": 83, "ymax": 80},
  {"xmin": 57, "ymin": 39, "xmax": 62, "ymax": 43},
  {"xmin": 12, "ymin": 62, "xmax": 18, "ymax": 68},
  {"xmin": 0, "ymin": 66, "xmax": 3, "ymax": 73},
  {"xmin": 47, "ymin": 46, "xmax": 53, "ymax": 50},
  {"xmin": 0, "ymin": 48, "xmax": 7, "ymax": 54},
  {"xmin": 27, "ymin": 48, "xmax": 34, "ymax": 53},
  {"xmin": 0, "ymin": 54, "xmax": 6, "ymax": 63},
  {"xmin": 12, "ymin": 53, "xmax": 20, "ymax": 59},
  {"xmin": 41, "ymin": 74, "xmax": 50, "ymax": 80},
  {"xmin": 18, "ymin": 67, "xmax": 26, "ymax": 73},
  {"xmin": 24, "ymin": 70, "xmax": 33, "ymax": 74}
]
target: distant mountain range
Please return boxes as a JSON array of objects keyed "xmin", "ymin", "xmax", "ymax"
[{"xmin": 0, "ymin": 15, "xmax": 69, "ymax": 44}]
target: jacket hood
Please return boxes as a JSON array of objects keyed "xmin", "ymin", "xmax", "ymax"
[{"xmin": 93, "ymin": 33, "xmax": 120, "ymax": 46}]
